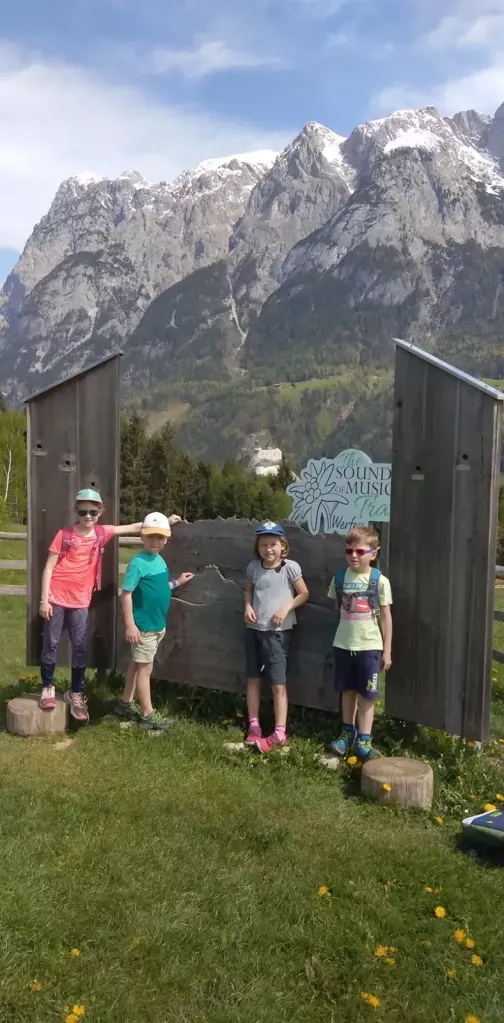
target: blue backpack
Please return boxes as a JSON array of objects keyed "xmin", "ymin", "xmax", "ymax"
[{"xmin": 333, "ymin": 566, "xmax": 382, "ymax": 625}]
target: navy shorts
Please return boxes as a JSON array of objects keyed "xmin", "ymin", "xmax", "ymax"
[
  {"xmin": 245, "ymin": 629, "xmax": 291, "ymax": 686},
  {"xmin": 333, "ymin": 648, "xmax": 381, "ymax": 700}
]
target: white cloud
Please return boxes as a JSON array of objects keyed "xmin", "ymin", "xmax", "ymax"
[
  {"xmin": 286, "ymin": 0, "xmax": 351, "ymax": 17},
  {"xmin": 144, "ymin": 35, "xmax": 287, "ymax": 79},
  {"xmin": 0, "ymin": 41, "xmax": 290, "ymax": 251},
  {"xmin": 371, "ymin": 59, "xmax": 504, "ymax": 118},
  {"xmin": 420, "ymin": 13, "xmax": 504, "ymax": 51},
  {"xmin": 326, "ymin": 29, "xmax": 353, "ymax": 48}
]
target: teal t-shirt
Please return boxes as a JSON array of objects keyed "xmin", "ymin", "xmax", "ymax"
[{"xmin": 122, "ymin": 551, "xmax": 171, "ymax": 632}]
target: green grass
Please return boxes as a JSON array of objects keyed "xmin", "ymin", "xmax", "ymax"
[{"xmin": 1, "ymin": 552, "xmax": 504, "ymax": 1020}]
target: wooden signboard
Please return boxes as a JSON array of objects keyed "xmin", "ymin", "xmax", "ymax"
[
  {"xmin": 117, "ymin": 518, "xmax": 346, "ymax": 713},
  {"xmin": 25, "ymin": 355, "xmax": 121, "ymax": 669},
  {"xmin": 386, "ymin": 340, "xmax": 503, "ymax": 741}
]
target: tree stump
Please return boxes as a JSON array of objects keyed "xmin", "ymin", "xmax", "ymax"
[
  {"xmin": 361, "ymin": 757, "xmax": 433, "ymax": 810},
  {"xmin": 6, "ymin": 694, "xmax": 68, "ymax": 736}
]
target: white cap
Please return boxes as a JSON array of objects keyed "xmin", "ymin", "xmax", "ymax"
[{"xmin": 141, "ymin": 512, "xmax": 171, "ymax": 537}]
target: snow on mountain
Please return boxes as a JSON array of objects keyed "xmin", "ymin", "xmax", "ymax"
[{"xmin": 3, "ymin": 102, "xmax": 504, "ymax": 402}]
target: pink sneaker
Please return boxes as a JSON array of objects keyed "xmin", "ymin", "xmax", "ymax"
[
  {"xmin": 40, "ymin": 685, "xmax": 56, "ymax": 711},
  {"xmin": 255, "ymin": 732, "xmax": 287, "ymax": 753},
  {"xmin": 64, "ymin": 690, "xmax": 89, "ymax": 723},
  {"xmin": 245, "ymin": 723, "xmax": 262, "ymax": 745}
]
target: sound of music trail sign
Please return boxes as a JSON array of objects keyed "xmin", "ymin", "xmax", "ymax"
[{"xmin": 286, "ymin": 449, "xmax": 391, "ymax": 536}]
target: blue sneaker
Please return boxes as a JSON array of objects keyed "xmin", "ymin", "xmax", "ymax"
[
  {"xmin": 326, "ymin": 725, "xmax": 357, "ymax": 757},
  {"xmin": 354, "ymin": 734, "xmax": 381, "ymax": 761}
]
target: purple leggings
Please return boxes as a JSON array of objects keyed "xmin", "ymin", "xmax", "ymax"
[{"xmin": 41, "ymin": 605, "xmax": 89, "ymax": 693}]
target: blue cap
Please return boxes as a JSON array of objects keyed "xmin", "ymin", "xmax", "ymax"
[{"xmin": 255, "ymin": 521, "xmax": 285, "ymax": 536}]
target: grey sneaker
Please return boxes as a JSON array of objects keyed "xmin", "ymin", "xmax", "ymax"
[
  {"xmin": 112, "ymin": 699, "xmax": 140, "ymax": 721},
  {"xmin": 138, "ymin": 710, "xmax": 175, "ymax": 732}
]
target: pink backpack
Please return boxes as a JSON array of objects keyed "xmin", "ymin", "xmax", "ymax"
[{"xmin": 57, "ymin": 524, "xmax": 107, "ymax": 592}]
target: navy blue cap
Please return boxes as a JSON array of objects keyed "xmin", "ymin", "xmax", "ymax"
[{"xmin": 255, "ymin": 521, "xmax": 285, "ymax": 536}]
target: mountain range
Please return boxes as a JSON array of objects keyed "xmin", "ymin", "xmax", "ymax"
[{"xmin": 1, "ymin": 103, "xmax": 504, "ymax": 464}]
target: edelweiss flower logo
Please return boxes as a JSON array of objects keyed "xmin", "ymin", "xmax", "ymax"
[{"xmin": 286, "ymin": 459, "xmax": 349, "ymax": 535}]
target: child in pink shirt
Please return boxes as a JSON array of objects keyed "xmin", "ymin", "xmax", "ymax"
[{"xmin": 38, "ymin": 488, "xmax": 180, "ymax": 723}]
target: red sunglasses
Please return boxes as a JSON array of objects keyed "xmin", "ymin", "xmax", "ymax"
[{"xmin": 345, "ymin": 547, "xmax": 375, "ymax": 557}]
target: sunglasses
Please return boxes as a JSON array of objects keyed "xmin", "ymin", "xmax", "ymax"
[
  {"xmin": 345, "ymin": 547, "xmax": 374, "ymax": 557},
  {"xmin": 77, "ymin": 509, "xmax": 99, "ymax": 518}
]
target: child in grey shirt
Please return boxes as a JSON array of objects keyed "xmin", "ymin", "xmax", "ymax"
[{"xmin": 244, "ymin": 521, "xmax": 308, "ymax": 752}]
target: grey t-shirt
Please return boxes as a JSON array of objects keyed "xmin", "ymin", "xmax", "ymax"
[{"xmin": 246, "ymin": 558, "xmax": 303, "ymax": 631}]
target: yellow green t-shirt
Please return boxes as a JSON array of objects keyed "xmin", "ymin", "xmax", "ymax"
[{"xmin": 327, "ymin": 569, "xmax": 392, "ymax": 651}]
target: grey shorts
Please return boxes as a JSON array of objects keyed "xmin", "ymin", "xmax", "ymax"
[{"xmin": 245, "ymin": 628, "xmax": 291, "ymax": 686}]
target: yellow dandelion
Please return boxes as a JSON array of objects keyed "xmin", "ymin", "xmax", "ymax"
[
  {"xmin": 434, "ymin": 906, "xmax": 446, "ymax": 918},
  {"xmin": 434, "ymin": 816, "xmax": 444, "ymax": 825},
  {"xmin": 422, "ymin": 940, "xmax": 432, "ymax": 947},
  {"xmin": 496, "ymin": 794, "xmax": 504, "ymax": 802},
  {"xmin": 385, "ymin": 957, "xmax": 395, "ymax": 966},
  {"xmin": 467, "ymin": 741, "xmax": 476, "ymax": 748},
  {"xmin": 32, "ymin": 980, "xmax": 42, "ymax": 992},
  {"xmin": 471, "ymin": 954, "xmax": 483, "ymax": 967},
  {"xmin": 382, "ymin": 783, "xmax": 392, "ymax": 792},
  {"xmin": 465, "ymin": 938, "xmax": 476, "ymax": 949},
  {"xmin": 425, "ymin": 886, "xmax": 434, "ymax": 893},
  {"xmin": 453, "ymin": 929, "xmax": 466, "ymax": 942},
  {"xmin": 446, "ymin": 969, "xmax": 457, "ymax": 979},
  {"xmin": 499, "ymin": 738, "xmax": 504, "ymax": 745},
  {"xmin": 483, "ymin": 803, "xmax": 497, "ymax": 812},
  {"xmin": 72, "ymin": 1006, "xmax": 85, "ymax": 1017},
  {"xmin": 360, "ymin": 993, "xmax": 381, "ymax": 1008},
  {"xmin": 375, "ymin": 945, "xmax": 388, "ymax": 957},
  {"xmin": 347, "ymin": 756, "xmax": 358, "ymax": 766},
  {"xmin": 465, "ymin": 1016, "xmax": 480, "ymax": 1023},
  {"xmin": 65, "ymin": 1015, "xmax": 79, "ymax": 1023},
  {"xmin": 317, "ymin": 885, "xmax": 330, "ymax": 897},
  {"xmin": 70, "ymin": 947, "xmax": 81, "ymax": 956}
]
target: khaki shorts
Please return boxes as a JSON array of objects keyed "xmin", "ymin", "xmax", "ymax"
[{"xmin": 131, "ymin": 629, "xmax": 166, "ymax": 664}]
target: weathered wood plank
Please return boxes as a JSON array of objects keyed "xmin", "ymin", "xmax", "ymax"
[
  {"xmin": 0, "ymin": 585, "xmax": 26, "ymax": 596},
  {"xmin": 462, "ymin": 392, "xmax": 501, "ymax": 738},
  {"xmin": 386, "ymin": 344, "xmax": 426, "ymax": 723},
  {"xmin": 25, "ymin": 356, "xmax": 120, "ymax": 669},
  {"xmin": 0, "ymin": 532, "xmax": 27, "ymax": 541}
]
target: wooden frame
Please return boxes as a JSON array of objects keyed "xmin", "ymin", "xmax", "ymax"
[
  {"xmin": 25, "ymin": 355, "xmax": 121, "ymax": 669},
  {"xmin": 386, "ymin": 340, "xmax": 503, "ymax": 741}
]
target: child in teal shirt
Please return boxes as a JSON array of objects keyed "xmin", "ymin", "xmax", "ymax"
[{"xmin": 114, "ymin": 512, "xmax": 193, "ymax": 730}]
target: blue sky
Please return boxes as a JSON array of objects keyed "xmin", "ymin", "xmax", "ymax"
[{"xmin": 1, "ymin": 0, "xmax": 504, "ymax": 283}]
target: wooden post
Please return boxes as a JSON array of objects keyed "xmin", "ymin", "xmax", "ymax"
[{"xmin": 25, "ymin": 354, "xmax": 121, "ymax": 670}]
